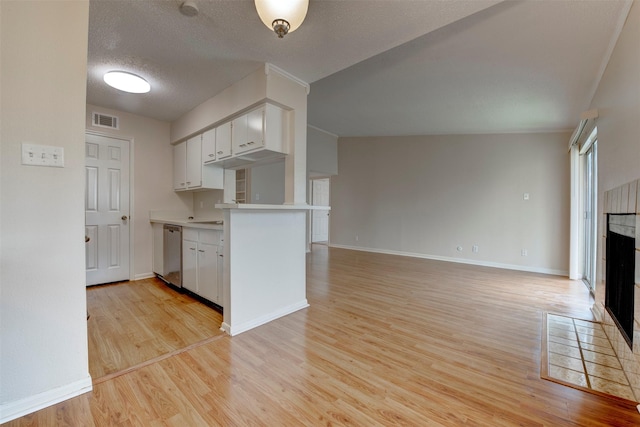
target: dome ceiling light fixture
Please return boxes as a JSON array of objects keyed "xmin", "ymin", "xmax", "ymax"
[
  {"xmin": 103, "ymin": 71, "xmax": 151, "ymax": 94},
  {"xmin": 255, "ymin": 0, "xmax": 309, "ymax": 38},
  {"xmin": 179, "ymin": 1, "xmax": 199, "ymax": 17}
]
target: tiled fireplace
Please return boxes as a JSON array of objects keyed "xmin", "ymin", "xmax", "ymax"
[{"xmin": 595, "ymin": 178, "xmax": 640, "ymax": 400}]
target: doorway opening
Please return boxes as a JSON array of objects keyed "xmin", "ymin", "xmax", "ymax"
[{"xmin": 311, "ymin": 178, "xmax": 330, "ymax": 244}]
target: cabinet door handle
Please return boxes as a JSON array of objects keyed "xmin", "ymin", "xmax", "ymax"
[
  {"xmin": 217, "ymin": 151, "xmax": 223, "ymax": 154},
  {"xmin": 208, "ymin": 154, "xmax": 214, "ymax": 157},
  {"xmin": 198, "ymin": 249, "xmax": 205, "ymax": 253},
  {"xmin": 189, "ymin": 247, "xmax": 196, "ymax": 251},
  {"xmin": 247, "ymin": 141, "xmax": 255, "ymax": 145}
]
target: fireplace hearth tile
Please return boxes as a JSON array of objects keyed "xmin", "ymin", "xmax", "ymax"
[
  {"xmin": 581, "ymin": 349, "xmax": 623, "ymax": 369},
  {"xmin": 590, "ymin": 377, "xmax": 636, "ymax": 401},
  {"xmin": 549, "ymin": 334, "xmax": 580, "ymax": 348},
  {"xmin": 577, "ymin": 334, "xmax": 611, "ymax": 348},
  {"xmin": 549, "ymin": 352, "xmax": 585, "ymax": 371},
  {"xmin": 585, "ymin": 361, "xmax": 629, "ymax": 385},
  {"xmin": 543, "ymin": 313, "xmax": 638, "ymax": 402},
  {"xmin": 549, "ymin": 341, "xmax": 582, "ymax": 358},
  {"xmin": 575, "ymin": 325, "xmax": 607, "ymax": 338},
  {"xmin": 580, "ymin": 341, "xmax": 617, "ymax": 356}
]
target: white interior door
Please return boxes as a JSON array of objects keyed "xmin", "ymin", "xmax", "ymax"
[
  {"xmin": 85, "ymin": 133, "xmax": 130, "ymax": 285},
  {"xmin": 311, "ymin": 178, "xmax": 330, "ymax": 243}
]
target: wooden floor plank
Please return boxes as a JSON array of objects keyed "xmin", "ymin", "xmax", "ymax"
[
  {"xmin": 6, "ymin": 246, "xmax": 640, "ymax": 426},
  {"xmin": 86, "ymin": 277, "xmax": 223, "ymax": 379}
]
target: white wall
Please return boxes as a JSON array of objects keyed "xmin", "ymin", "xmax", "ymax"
[
  {"xmin": 0, "ymin": 1, "xmax": 92, "ymax": 421},
  {"xmin": 86, "ymin": 105, "xmax": 192, "ymax": 279},
  {"xmin": 308, "ymin": 126, "xmax": 338, "ymax": 177},
  {"xmin": 589, "ymin": 1, "xmax": 640, "ymax": 283},
  {"xmin": 331, "ymin": 133, "xmax": 570, "ymax": 274},
  {"xmin": 194, "ymin": 190, "xmax": 225, "ymax": 219}
]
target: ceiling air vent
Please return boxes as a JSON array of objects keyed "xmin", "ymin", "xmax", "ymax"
[{"xmin": 92, "ymin": 112, "xmax": 119, "ymax": 130}]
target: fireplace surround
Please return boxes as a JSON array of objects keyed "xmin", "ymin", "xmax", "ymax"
[
  {"xmin": 605, "ymin": 214, "xmax": 636, "ymax": 348},
  {"xmin": 594, "ymin": 178, "xmax": 640, "ymax": 400}
]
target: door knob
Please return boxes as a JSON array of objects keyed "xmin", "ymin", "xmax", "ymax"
[{"xmin": 121, "ymin": 215, "xmax": 128, "ymax": 221}]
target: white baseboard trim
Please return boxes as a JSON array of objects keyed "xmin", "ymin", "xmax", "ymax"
[
  {"xmin": 329, "ymin": 244, "xmax": 568, "ymax": 277},
  {"xmin": 134, "ymin": 272, "xmax": 155, "ymax": 281},
  {"xmin": 220, "ymin": 299, "xmax": 309, "ymax": 336},
  {"xmin": 0, "ymin": 375, "xmax": 92, "ymax": 424}
]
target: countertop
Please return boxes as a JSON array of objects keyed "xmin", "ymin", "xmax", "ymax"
[
  {"xmin": 149, "ymin": 218, "xmax": 224, "ymax": 231},
  {"xmin": 215, "ymin": 203, "xmax": 331, "ymax": 211}
]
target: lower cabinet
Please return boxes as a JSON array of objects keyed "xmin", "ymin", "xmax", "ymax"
[{"xmin": 182, "ymin": 228, "xmax": 222, "ymax": 307}]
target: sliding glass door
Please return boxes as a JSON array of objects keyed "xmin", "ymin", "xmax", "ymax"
[{"xmin": 583, "ymin": 140, "xmax": 597, "ymax": 292}]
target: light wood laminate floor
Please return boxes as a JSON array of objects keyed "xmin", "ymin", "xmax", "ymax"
[
  {"xmin": 8, "ymin": 246, "xmax": 640, "ymax": 426},
  {"xmin": 87, "ymin": 278, "xmax": 223, "ymax": 379}
]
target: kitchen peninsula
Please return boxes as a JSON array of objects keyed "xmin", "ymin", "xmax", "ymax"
[{"xmin": 216, "ymin": 203, "xmax": 329, "ymax": 335}]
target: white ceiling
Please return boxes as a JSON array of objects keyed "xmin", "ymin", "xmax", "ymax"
[{"xmin": 86, "ymin": 0, "xmax": 631, "ymax": 137}]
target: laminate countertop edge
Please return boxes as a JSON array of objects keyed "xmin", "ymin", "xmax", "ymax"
[{"xmin": 149, "ymin": 218, "xmax": 224, "ymax": 230}]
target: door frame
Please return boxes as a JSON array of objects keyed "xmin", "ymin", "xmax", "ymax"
[
  {"xmin": 308, "ymin": 176, "xmax": 331, "ymax": 247},
  {"xmin": 85, "ymin": 130, "xmax": 135, "ymax": 282}
]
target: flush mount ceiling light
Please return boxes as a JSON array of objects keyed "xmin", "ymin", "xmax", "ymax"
[
  {"xmin": 255, "ymin": 0, "xmax": 309, "ymax": 38},
  {"xmin": 103, "ymin": 71, "xmax": 151, "ymax": 94}
]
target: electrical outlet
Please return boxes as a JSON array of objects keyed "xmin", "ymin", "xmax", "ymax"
[
  {"xmin": 521, "ymin": 249, "xmax": 528, "ymax": 256},
  {"xmin": 472, "ymin": 245, "xmax": 479, "ymax": 253},
  {"xmin": 523, "ymin": 193, "xmax": 530, "ymax": 200},
  {"xmin": 355, "ymin": 235, "xmax": 359, "ymax": 242}
]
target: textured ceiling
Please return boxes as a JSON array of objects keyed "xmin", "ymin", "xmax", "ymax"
[{"xmin": 86, "ymin": 0, "xmax": 631, "ymax": 136}]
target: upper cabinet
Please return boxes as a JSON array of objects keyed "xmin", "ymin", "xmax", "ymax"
[
  {"xmin": 216, "ymin": 103, "xmax": 287, "ymax": 169},
  {"xmin": 186, "ymin": 136, "xmax": 202, "ymax": 188},
  {"xmin": 173, "ymin": 141, "xmax": 187, "ymax": 190},
  {"xmin": 202, "ymin": 128, "xmax": 216, "ymax": 164},
  {"xmin": 233, "ymin": 107, "xmax": 265, "ymax": 154},
  {"xmin": 216, "ymin": 121, "xmax": 232, "ymax": 160},
  {"xmin": 174, "ymin": 134, "xmax": 223, "ymax": 192},
  {"xmin": 173, "ymin": 103, "xmax": 287, "ymax": 192}
]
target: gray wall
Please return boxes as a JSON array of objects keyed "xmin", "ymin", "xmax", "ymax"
[
  {"xmin": 308, "ymin": 126, "xmax": 338, "ymax": 177},
  {"xmin": 330, "ymin": 132, "xmax": 570, "ymax": 274},
  {"xmin": 250, "ymin": 161, "xmax": 286, "ymax": 204}
]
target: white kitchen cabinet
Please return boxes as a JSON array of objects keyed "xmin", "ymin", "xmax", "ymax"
[
  {"xmin": 173, "ymin": 141, "xmax": 187, "ymax": 190},
  {"xmin": 174, "ymin": 133, "xmax": 224, "ymax": 192},
  {"xmin": 216, "ymin": 121, "xmax": 232, "ymax": 159},
  {"xmin": 182, "ymin": 228, "xmax": 222, "ymax": 306},
  {"xmin": 232, "ymin": 106, "xmax": 270, "ymax": 155},
  {"xmin": 202, "ymin": 128, "xmax": 216, "ymax": 164},
  {"xmin": 197, "ymin": 241, "xmax": 219, "ymax": 303},
  {"xmin": 186, "ymin": 135, "xmax": 202, "ymax": 189},
  {"xmin": 182, "ymin": 238, "xmax": 198, "ymax": 293}
]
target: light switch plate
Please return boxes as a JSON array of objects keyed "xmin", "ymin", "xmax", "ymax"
[{"xmin": 21, "ymin": 143, "xmax": 64, "ymax": 167}]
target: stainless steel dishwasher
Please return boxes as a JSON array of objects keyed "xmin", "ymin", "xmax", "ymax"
[{"xmin": 162, "ymin": 224, "xmax": 182, "ymax": 287}]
